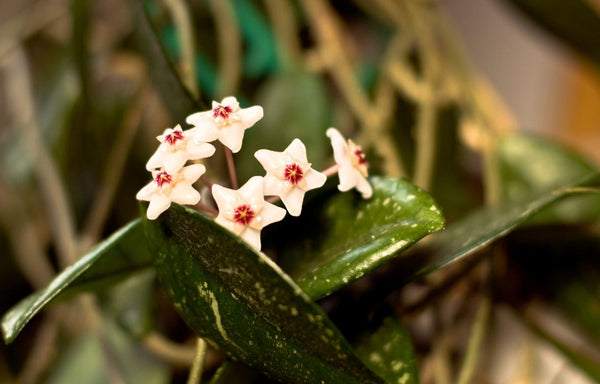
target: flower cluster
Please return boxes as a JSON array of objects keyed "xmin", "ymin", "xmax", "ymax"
[{"xmin": 137, "ymin": 96, "xmax": 373, "ymax": 250}]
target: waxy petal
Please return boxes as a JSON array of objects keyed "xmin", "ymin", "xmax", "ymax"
[
  {"xmin": 147, "ymin": 195, "xmax": 171, "ymax": 220},
  {"xmin": 170, "ymin": 184, "xmax": 201, "ymax": 205},
  {"xmin": 326, "ymin": 127, "xmax": 372, "ymax": 199}
]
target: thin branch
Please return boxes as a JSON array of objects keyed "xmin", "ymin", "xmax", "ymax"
[
  {"xmin": 263, "ymin": 0, "xmax": 302, "ymax": 67},
  {"xmin": 186, "ymin": 338, "xmax": 207, "ymax": 384},
  {"xmin": 456, "ymin": 295, "xmax": 491, "ymax": 384},
  {"xmin": 321, "ymin": 164, "xmax": 339, "ymax": 177},
  {"xmin": 81, "ymin": 85, "xmax": 149, "ymax": 247},
  {"xmin": 143, "ymin": 332, "xmax": 197, "ymax": 366},
  {"xmin": 224, "ymin": 147, "xmax": 238, "ymax": 189},
  {"xmin": 162, "ymin": 0, "xmax": 199, "ymax": 98},
  {"xmin": 210, "ymin": 0, "xmax": 241, "ymax": 97},
  {"xmin": 413, "ymin": 96, "xmax": 437, "ymax": 190},
  {"xmin": 2, "ymin": 47, "xmax": 78, "ymax": 268},
  {"xmin": 17, "ymin": 311, "xmax": 59, "ymax": 384}
]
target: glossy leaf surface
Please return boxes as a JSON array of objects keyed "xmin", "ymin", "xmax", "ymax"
[
  {"xmin": 355, "ymin": 318, "xmax": 419, "ymax": 384},
  {"xmin": 2, "ymin": 219, "xmax": 152, "ymax": 343},
  {"xmin": 497, "ymin": 133, "xmax": 600, "ymax": 224},
  {"xmin": 147, "ymin": 204, "xmax": 383, "ymax": 384},
  {"xmin": 398, "ymin": 173, "xmax": 600, "ymax": 282},
  {"xmin": 276, "ymin": 176, "xmax": 445, "ymax": 299}
]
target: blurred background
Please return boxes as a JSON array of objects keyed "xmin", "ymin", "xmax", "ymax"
[{"xmin": 0, "ymin": 0, "xmax": 599, "ymax": 383}]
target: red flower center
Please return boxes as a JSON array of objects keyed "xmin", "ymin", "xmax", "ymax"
[
  {"xmin": 212, "ymin": 104, "xmax": 232, "ymax": 120},
  {"xmin": 155, "ymin": 171, "xmax": 172, "ymax": 187},
  {"xmin": 233, "ymin": 204, "xmax": 255, "ymax": 226},
  {"xmin": 354, "ymin": 147, "xmax": 366, "ymax": 165},
  {"xmin": 164, "ymin": 130, "xmax": 184, "ymax": 145},
  {"xmin": 283, "ymin": 163, "xmax": 304, "ymax": 185}
]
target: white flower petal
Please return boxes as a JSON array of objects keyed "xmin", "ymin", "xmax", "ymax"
[
  {"xmin": 241, "ymin": 228, "xmax": 261, "ymax": 250},
  {"xmin": 260, "ymin": 202, "xmax": 287, "ymax": 226},
  {"xmin": 146, "ymin": 148, "xmax": 166, "ymax": 171},
  {"xmin": 355, "ymin": 172, "xmax": 373, "ymax": 198},
  {"xmin": 215, "ymin": 214, "xmax": 235, "ymax": 232},
  {"xmin": 170, "ymin": 184, "xmax": 201, "ymax": 205},
  {"xmin": 163, "ymin": 151, "xmax": 188, "ymax": 174},
  {"xmin": 136, "ymin": 182, "xmax": 157, "ymax": 201},
  {"xmin": 280, "ymin": 188, "xmax": 305, "ymax": 217},
  {"xmin": 147, "ymin": 195, "xmax": 171, "ymax": 220},
  {"xmin": 212, "ymin": 184, "xmax": 236, "ymax": 212},
  {"xmin": 238, "ymin": 176, "xmax": 265, "ymax": 206},
  {"xmin": 181, "ymin": 164, "xmax": 206, "ymax": 183},
  {"xmin": 186, "ymin": 141, "xmax": 216, "ymax": 159},
  {"xmin": 337, "ymin": 164, "xmax": 358, "ymax": 192},
  {"xmin": 221, "ymin": 96, "xmax": 240, "ymax": 110},
  {"xmin": 217, "ymin": 124, "xmax": 246, "ymax": 153},
  {"xmin": 254, "ymin": 149, "xmax": 286, "ymax": 173},
  {"xmin": 304, "ymin": 169, "xmax": 327, "ymax": 190},
  {"xmin": 262, "ymin": 174, "xmax": 283, "ymax": 196},
  {"xmin": 238, "ymin": 105, "xmax": 263, "ymax": 128},
  {"xmin": 284, "ymin": 139, "xmax": 308, "ymax": 163}
]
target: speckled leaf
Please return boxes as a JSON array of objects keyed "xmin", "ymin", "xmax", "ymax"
[
  {"xmin": 497, "ymin": 133, "xmax": 600, "ymax": 224},
  {"xmin": 2, "ymin": 219, "xmax": 152, "ymax": 344},
  {"xmin": 147, "ymin": 204, "xmax": 383, "ymax": 384},
  {"xmin": 355, "ymin": 318, "xmax": 419, "ymax": 384},
  {"xmin": 392, "ymin": 172, "xmax": 600, "ymax": 282},
  {"xmin": 275, "ymin": 176, "xmax": 445, "ymax": 299},
  {"xmin": 504, "ymin": 0, "xmax": 600, "ymax": 69}
]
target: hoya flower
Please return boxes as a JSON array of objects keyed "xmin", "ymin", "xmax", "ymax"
[
  {"xmin": 185, "ymin": 96, "xmax": 263, "ymax": 153},
  {"xmin": 254, "ymin": 139, "xmax": 326, "ymax": 216},
  {"xmin": 212, "ymin": 176, "xmax": 286, "ymax": 250},
  {"xmin": 326, "ymin": 127, "xmax": 373, "ymax": 198},
  {"xmin": 146, "ymin": 124, "xmax": 216, "ymax": 174},
  {"xmin": 136, "ymin": 164, "xmax": 205, "ymax": 220}
]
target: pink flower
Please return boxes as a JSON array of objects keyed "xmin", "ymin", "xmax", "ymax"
[{"xmin": 326, "ymin": 128, "xmax": 373, "ymax": 198}]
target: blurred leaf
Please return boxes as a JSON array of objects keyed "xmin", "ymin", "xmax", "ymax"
[
  {"xmin": 129, "ymin": 0, "xmax": 202, "ymax": 121},
  {"xmin": 505, "ymin": 0, "xmax": 600, "ymax": 69},
  {"xmin": 355, "ymin": 318, "xmax": 418, "ymax": 384},
  {"xmin": 47, "ymin": 319, "xmax": 170, "ymax": 384},
  {"xmin": 209, "ymin": 361, "xmax": 259, "ymax": 384},
  {"xmin": 104, "ymin": 269, "xmax": 157, "ymax": 339},
  {"xmin": 236, "ymin": 71, "xmax": 331, "ymax": 182},
  {"xmin": 1, "ymin": 219, "xmax": 152, "ymax": 344},
  {"xmin": 497, "ymin": 133, "xmax": 600, "ymax": 224},
  {"xmin": 274, "ymin": 177, "xmax": 444, "ymax": 299},
  {"xmin": 396, "ymin": 172, "xmax": 600, "ymax": 282},
  {"xmin": 147, "ymin": 204, "xmax": 384, "ymax": 384}
]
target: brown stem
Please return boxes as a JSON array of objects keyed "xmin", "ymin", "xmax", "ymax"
[
  {"xmin": 320, "ymin": 164, "xmax": 339, "ymax": 177},
  {"xmin": 224, "ymin": 147, "xmax": 238, "ymax": 189}
]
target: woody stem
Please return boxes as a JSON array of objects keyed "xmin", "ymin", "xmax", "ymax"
[{"xmin": 224, "ymin": 147, "xmax": 238, "ymax": 189}]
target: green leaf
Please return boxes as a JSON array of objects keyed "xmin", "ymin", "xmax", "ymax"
[
  {"xmin": 504, "ymin": 0, "xmax": 600, "ymax": 69},
  {"xmin": 397, "ymin": 172, "xmax": 600, "ymax": 282},
  {"xmin": 147, "ymin": 204, "xmax": 384, "ymax": 384},
  {"xmin": 275, "ymin": 176, "xmax": 445, "ymax": 299},
  {"xmin": 497, "ymin": 133, "xmax": 600, "ymax": 224},
  {"xmin": 128, "ymin": 0, "xmax": 202, "ymax": 121},
  {"xmin": 355, "ymin": 318, "xmax": 419, "ymax": 384},
  {"xmin": 1, "ymin": 219, "xmax": 152, "ymax": 344}
]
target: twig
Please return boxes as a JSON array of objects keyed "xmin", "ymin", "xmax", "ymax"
[
  {"xmin": 200, "ymin": 175, "xmax": 214, "ymax": 189},
  {"xmin": 413, "ymin": 96, "xmax": 437, "ymax": 190},
  {"xmin": 456, "ymin": 295, "xmax": 491, "ymax": 384},
  {"xmin": 195, "ymin": 202, "xmax": 218, "ymax": 217},
  {"xmin": 224, "ymin": 147, "xmax": 238, "ymax": 189},
  {"xmin": 81, "ymin": 85, "xmax": 149, "ymax": 247},
  {"xmin": 2, "ymin": 47, "xmax": 78, "ymax": 268},
  {"xmin": 143, "ymin": 332, "xmax": 197, "ymax": 366},
  {"xmin": 162, "ymin": 0, "xmax": 199, "ymax": 98},
  {"xmin": 17, "ymin": 311, "xmax": 59, "ymax": 384},
  {"xmin": 209, "ymin": 0, "xmax": 241, "ymax": 97},
  {"xmin": 187, "ymin": 338, "xmax": 207, "ymax": 384},
  {"xmin": 263, "ymin": 0, "xmax": 302, "ymax": 67}
]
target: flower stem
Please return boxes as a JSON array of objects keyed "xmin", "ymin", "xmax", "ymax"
[
  {"xmin": 321, "ymin": 164, "xmax": 339, "ymax": 177},
  {"xmin": 224, "ymin": 147, "xmax": 238, "ymax": 189},
  {"xmin": 195, "ymin": 202, "xmax": 218, "ymax": 217},
  {"xmin": 200, "ymin": 175, "xmax": 214, "ymax": 190},
  {"xmin": 186, "ymin": 338, "xmax": 207, "ymax": 384},
  {"xmin": 266, "ymin": 196, "xmax": 280, "ymax": 204}
]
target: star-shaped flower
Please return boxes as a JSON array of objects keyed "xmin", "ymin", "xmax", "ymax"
[
  {"xmin": 136, "ymin": 164, "xmax": 205, "ymax": 220},
  {"xmin": 254, "ymin": 139, "xmax": 326, "ymax": 216},
  {"xmin": 326, "ymin": 127, "xmax": 373, "ymax": 198},
  {"xmin": 146, "ymin": 124, "xmax": 216, "ymax": 174},
  {"xmin": 212, "ymin": 176, "xmax": 286, "ymax": 250},
  {"xmin": 185, "ymin": 96, "xmax": 263, "ymax": 153}
]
